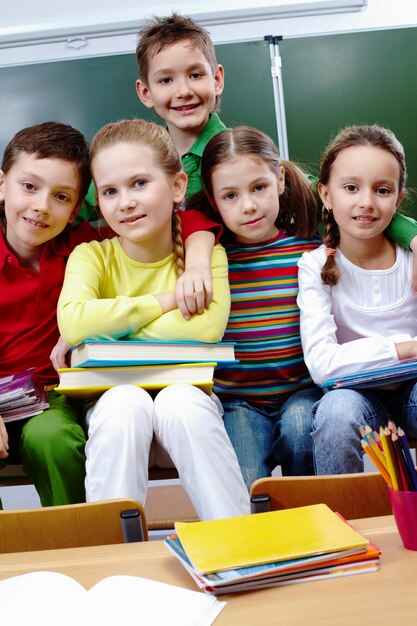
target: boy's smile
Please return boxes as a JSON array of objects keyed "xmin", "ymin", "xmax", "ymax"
[
  {"xmin": 0, "ymin": 154, "xmax": 81, "ymax": 267},
  {"xmin": 136, "ymin": 40, "xmax": 224, "ymax": 153}
]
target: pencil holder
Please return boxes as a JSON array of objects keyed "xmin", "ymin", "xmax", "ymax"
[{"xmin": 388, "ymin": 486, "xmax": 417, "ymax": 551}]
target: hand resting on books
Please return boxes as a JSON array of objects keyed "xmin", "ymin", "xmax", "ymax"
[{"xmin": 50, "ymin": 336, "xmax": 72, "ymax": 371}]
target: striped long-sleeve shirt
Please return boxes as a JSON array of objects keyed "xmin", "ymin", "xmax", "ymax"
[{"xmin": 214, "ymin": 231, "xmax": 321, "ymax": 407}]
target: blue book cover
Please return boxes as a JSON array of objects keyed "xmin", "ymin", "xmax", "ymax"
[{"xmin": 320, "ymin": 359, "xmax": 417, "ymax": 390}]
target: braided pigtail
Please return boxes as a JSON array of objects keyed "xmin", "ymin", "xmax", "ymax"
[
  {"xmin": 320, "ymin": 207, "xmax": 340, "ymax": 286},
  {"xmin": 172, "ymin": 211, "xmax": 185, "ymax": 278}
]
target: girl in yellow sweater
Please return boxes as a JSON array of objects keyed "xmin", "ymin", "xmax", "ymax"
[{"xmin": 58, "ymin": 119, "xmax": 249, "ymax": 520}]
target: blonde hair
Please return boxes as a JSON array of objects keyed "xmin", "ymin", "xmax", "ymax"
[
  {"xmin": 90, "ymin": 119, "xmax": 185, "ymax": 276},
  {"xmin": 319, "ymin": 124, "xmax": 406, "ymax": 286}
]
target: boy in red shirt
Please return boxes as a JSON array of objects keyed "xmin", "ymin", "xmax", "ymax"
[
  {"xmin": 0, "ymin": 121, "xmax": 95, "ymax": 506},
  {"xmin": 0, "ymin": 120, "xmax": 219, "ymax": 507}
]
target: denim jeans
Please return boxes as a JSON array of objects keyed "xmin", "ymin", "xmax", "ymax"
[
  {"xmin": 221, "ymin": 387, "xmax": 322, "ymax": 491},
  {"xmin": 312, "ymin": 380, "xmax": 417, "ymax": 474}
]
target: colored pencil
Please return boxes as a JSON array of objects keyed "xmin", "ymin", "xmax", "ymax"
[
  {"xmin": 361, "ymin": 425, "xmax": 383, "ymax": 451},
  {"xmin": 391, "ymin": 432, "xmax": 412, "ymax": 491},
  {"xmin": 361, "ymin": 439, "xmax": 393, "ymax": 487},
  {"xmin": 397, "ymin": 427, "xmax": 417, "ymax": 491},
  {"xmin": 379, "ymin": 426, "xmax": 400, "ymax": 490},
  {"xmin": 363, "ymin": 433, "xmax": 389, "ymax": 472}
]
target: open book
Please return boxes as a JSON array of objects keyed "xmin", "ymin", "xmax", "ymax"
[
  {"xmin": 70, "ymin": 339, "xmax": 237, "ymax": 368},
  {"xmin": 320, "ymin": 358, "xmax": 417, "ymax": 390},
  {"xmin": 0, "ymin": 571, "xmax": 226, "ymax": 626}
]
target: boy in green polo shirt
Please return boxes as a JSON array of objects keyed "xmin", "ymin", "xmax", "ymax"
[{"xmin": 135, "ymin": 13, "xmax": 225, "ymax": 199}]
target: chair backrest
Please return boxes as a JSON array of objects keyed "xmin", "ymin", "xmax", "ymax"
[
  {"xmin": 250, "ymin": 472, "xmax": 392, "ymax": 519},
  {"xmin": 0, "ymin": 499, "xmax": 147, "ymax": 553}
]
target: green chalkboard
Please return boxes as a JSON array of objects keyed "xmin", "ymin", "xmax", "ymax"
[
  {"xmin": 0, "ymin": 39, "xmax": 277, "ymax": 157},
  {"xmin": 280, "ymin": 27, "xmax": 417, "ymax": 215}
]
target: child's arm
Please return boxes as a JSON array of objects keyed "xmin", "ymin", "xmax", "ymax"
[
  {"xmin": 176, "ymin": 209, "xmax": 222, "ymax": 319},
  {"xmin": 176, "ymin": 231, "xmax": 215, "ymax": 320},
  {"xmin": 133, "ymin": 244, "xmax": 230, "ymax": 343},
  {"xmin": 57, "ymin": 242, "xmax": 166, "ymax": 346},
  {"xmin": 297, "ymin": 249, "xmax": 414, "ymax": 384},
  {"xmin": 387, "ymin": 213, "xmax": 417, "ymax": 293},
  {"xmin": 0, "ymin": 417, "xmax": 9, "ymax": 459}
]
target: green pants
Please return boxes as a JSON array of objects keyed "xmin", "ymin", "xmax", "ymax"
[{"xmin": 0, "ymin": 391, "xmax": 87, "ymax": 507}]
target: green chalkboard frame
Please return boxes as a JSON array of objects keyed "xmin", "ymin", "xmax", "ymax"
[
  {"xmin": 280, "ymin": 27, "xmax": 417, "ymax": 215},
  {"xmin": 0, "ymin": 39, "xmax": 277, "ymax": 158}
]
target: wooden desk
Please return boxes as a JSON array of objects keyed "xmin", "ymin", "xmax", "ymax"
[{"xmin": 0, "ymin": 516, "xmax": 416, "ymax": 624}]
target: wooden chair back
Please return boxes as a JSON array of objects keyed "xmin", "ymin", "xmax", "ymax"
[
  {"xmin": 0, "ymin": 499, "xmax": 147, "ymax": 553},
  {"xmin": 250, "ymin": 472, "xmax": 392, "ymax": 519}
]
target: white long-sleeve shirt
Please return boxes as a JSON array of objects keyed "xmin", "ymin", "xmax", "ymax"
[{"xmin": 297, "ymin": 243, "xmax": 417, "ymax": 384}]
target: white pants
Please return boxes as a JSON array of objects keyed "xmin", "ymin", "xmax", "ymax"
[{"xmin": 85, "ymin": 384, "xmax": 250, "ymax": 520}]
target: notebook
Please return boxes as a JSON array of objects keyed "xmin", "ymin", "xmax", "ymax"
[
  {"xmin": 175, "ymin": 504, "xmax": 369, "ymax": 575},
  {"xmin": 320, "ymin": 358, "xmax": 417, "ymax": 389}
]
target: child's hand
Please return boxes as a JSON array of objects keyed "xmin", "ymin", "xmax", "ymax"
[
  {"xmin": 50, "ymin": 336, "xmax": 71, "ymax": 371},
  {"xmin": 396, "ymin": 340, "xmax": 417, "ymax": 360},
  {"xmin": 411, "ymin": 235, "xmax": 417, "ymax": 294},
  {"xmin": 0, "ymin": 417, "xmax": 9, "ymax": 459},
  {"xmin": 176, "ymin": 265, "xmax": 213, "ymax": 320}
]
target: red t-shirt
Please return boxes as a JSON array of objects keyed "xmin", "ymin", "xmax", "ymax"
[{"xmin": 0, "ymin": 210, "xmax": 221, "ymax": 386}]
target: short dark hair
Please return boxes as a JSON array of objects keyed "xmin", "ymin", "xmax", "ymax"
[
  {"xmin": 1, "ymin": 121, "xmax": 91, "ymax": 204},
  {"xmin": 136, "ymin": 12, "xmax": 218, "ymax": 85}
]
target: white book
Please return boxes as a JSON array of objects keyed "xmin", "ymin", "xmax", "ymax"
[
  {"xmin": 70, "ymin": 339, "xmax": 236, "ymax": 368},
  {"xmin": 56, "ymin": 362, "xmax": 216, "ymax": 398}
]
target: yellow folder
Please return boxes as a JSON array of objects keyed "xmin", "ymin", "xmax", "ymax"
[{"xmin": 175, "ymin": 504, "xmax": 369, "ymax": 575}]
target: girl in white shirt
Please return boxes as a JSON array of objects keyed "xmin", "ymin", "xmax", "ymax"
[{"xmin": 297, "ymin": 124, "xmax": 417, "ymax": 473}]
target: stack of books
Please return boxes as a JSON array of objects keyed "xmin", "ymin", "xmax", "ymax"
[
  {"xmin": 56, "ymin": 339, "xmax": 236, "ymax": 398},
  {"xmin": 165, "ymin": 504, "xmax": 381, "ymax": 594},
  {"xmin": 0, "ymin": 369, "xmax": 49, "ymax": 423}
]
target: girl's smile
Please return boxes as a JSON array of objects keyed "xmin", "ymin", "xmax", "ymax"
[
  {"xmin": 211, "ymin": 154, "xmax": 285, "ymax": 245},
  {"xmin": 92, "ymin": 141, "xmax": 186, "ymax": 263}
]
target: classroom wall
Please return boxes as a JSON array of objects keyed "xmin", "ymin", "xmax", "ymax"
[
  {"xmin": 1, "ymin": 1, "xmax": 417, "ymax": 216},
  {"xmin": 1, "ymin": 1, "xmax": 417, "ymax": 66}
]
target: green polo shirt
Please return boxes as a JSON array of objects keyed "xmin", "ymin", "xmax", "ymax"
[{"xmin": 181, "ymin": 113, "xmax": 227, "ymax": 199}]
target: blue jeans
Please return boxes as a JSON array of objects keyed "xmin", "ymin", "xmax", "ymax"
[
  {"xmin": 221, "ymin": 387, "xmax": 322, "ymax": 491},
  {"xmin": 312, "ymin": 380, "xmax": 417, "ymax": 474}
]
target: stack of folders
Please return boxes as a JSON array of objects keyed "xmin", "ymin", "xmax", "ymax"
[
  {"xmin": 0, "ymin": 368, "xmax": 49, "ymax": 423},
  {"xmin": 165, "ymin": 504, "xmax": 381, "ymax": 595},
  {"xmin": 56, "ymin": 339, "xmax": 236, "ymax": 398},
  {"xmin": 360, "ymin": 421, "xmax": 417, "ymax": 491},
  {"xmin": 320, "ymin": 358, "xmax": 417, "ymax": 390}
]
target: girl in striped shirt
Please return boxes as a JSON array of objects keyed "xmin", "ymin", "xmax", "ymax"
[{"xmin": 190, "ymin": 126, "xmax": 323, "ymax": 489}]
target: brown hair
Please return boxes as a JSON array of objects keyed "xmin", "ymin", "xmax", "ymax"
[
  {"xmin": 0, "ymin": 121, "xmax": 90, "ymax": 225},
  {"xmin": 319, "ymin": 124, "xmax": 406, "ymax": 286},
  {"xmin": 90, "ymin": 118, "xmax": 185, "ymax": 276},
  {"xmin": 136, "ymin": 13, "xmax": 220, "ymax": 110},
  {"xmin": 187, "ymin": 126, "xmax": 319, "ymax": 242}
]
